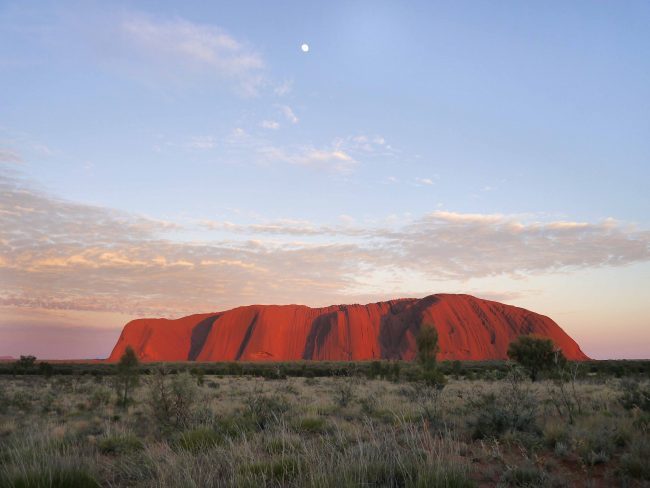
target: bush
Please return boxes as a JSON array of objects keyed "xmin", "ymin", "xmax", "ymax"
[
  {"xmin": 176, "ymin": 428, "xmax": 222, "ymax": 452},
  {"xmin": 499, "ymin": 463, "xmax": 549, "ymax": 487},
  {"xmin": 89, "ymin": 386, "xmax": 112, "ymax": 409},
  {"xmin": 333, "ymin": 379, "xmax": 355, "ymax": 408},
  {"xmin": 619, "ymin": 437, "xmax": 650, "ymax": 480},
  {"xmin": 3, "ymin": 466, "xmax": 100, "ymax": 488},
  {"xmin": 239, "ymin": 457, "xmax": 304, "ymax": 484},
  {"xmin": 244, "ymin": 389, "xmax": 289, "ymax": 430},
  {"xmin": 331, "ymin": 461, "xmax": 476, "ymax": 488},
  {"xmin": 360, "ymin": 394, "xmax": 379, "ymax": 416},
  {"xmin": 13, "ymin": 356, "xmax": 37, "ymax": 375},
  {"xmin": 543, "ymin": 422, "xmax": 570, "ymax": 450},
  {"xmin": 147, "ymin": 369, "xmax": 200, "ymax": 429},
  {"xmin": 115, "ymin": 347, "xmax": 139, "ymax": 407},
  {"xmin": 98, "ymin": 433, "xmax": 143, "ymax": 455},
  {"xmin": 296, "ymin": 416, "xmax": 327, "ymax": 434},
  {"xmin": 419, "ymin": 368, "xmax": 447, "ymax": 389},
  {"xmin": 576, "ymin": 422, "xmax": 629, "ymax": 467},
  {"xmin": 38, "ymin": 362, "xmax": 54, "ymax": 378},
  {"xmin": 618, "ymin": 379, "xmax": 650, "ymax": 412},
  {"xmin": 417, "ymin": 324, "xmax": 439, "ymax": 370},
  {"xmin": 468, "ymin": 369, "xmax": 539, "ymax": 439},
  {"xmin": 507, "ymin": 335, "xmax": 563, "ymax": 381}
]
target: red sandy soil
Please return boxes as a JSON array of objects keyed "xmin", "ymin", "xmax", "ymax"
[{"xmin": 108, "ymin": 294, "xmax": 588, "ymax": 362}]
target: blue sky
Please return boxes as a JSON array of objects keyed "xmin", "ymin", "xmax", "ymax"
[{"xmin": 1, "ymin": 0, "xmax": 649, "ymax": 359}]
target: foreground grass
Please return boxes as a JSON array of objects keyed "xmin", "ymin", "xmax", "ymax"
[{"xmin": 0, "ymin": 370, "xmax": 648, "ymax": 487}]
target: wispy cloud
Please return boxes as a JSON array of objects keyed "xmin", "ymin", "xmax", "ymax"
[
  {"xmin": 415, "ymin": 177, "xmax": 435, "ymax": 185},
  {"xmin": 118, "ymin": 13, "xmax": 265, "ymax": 96},
  {"xmin": 186, "ymin": 135, "xmax": 217, "ymax": 149},
  {"xmin": 278, "ymin": 105, "xmax": 299, "ymax": 124},
  {"xmin": 274, "ymin": 79, "xmax": 293, "ymax": 96},
  {"xmin": 252, "ymin": 134, "xmax": 391, "ymax": 173},
  {"xmin": 0, "ymin": 149, "xmax": 23, "ymax": 164},
  {"xmin": 260, "ymin": 120, "xmax": 280, "ymax": 130},
  {"xmin": 259, "ymin": 144, "xmax": 357, "ymax": 173}
]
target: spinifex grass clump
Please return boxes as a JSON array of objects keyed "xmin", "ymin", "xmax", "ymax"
[{"xmin": 467, "ymin": 367, "xmax": 539, "ymax": 440}]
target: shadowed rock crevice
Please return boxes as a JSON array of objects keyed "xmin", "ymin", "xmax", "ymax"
[
  {"xmin": 235, "ymin": 312, "xmax": 260, "ymax": 360},
  {"xmin": 303, "ymin": 312, "xmax": 336, "ymax": 359},
  {"xmin": 188, "ymin": 314, "xmax": 219, "ymax": 361}
]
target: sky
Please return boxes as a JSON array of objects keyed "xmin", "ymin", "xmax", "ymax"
[{"xmin": 1, "ymin": 0, "xmax": 649, "ymax": 360}]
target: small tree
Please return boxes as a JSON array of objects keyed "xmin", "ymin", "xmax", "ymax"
[
  {"xmin": 415, "ymin": 322, "xmax": 446, "ymax": 423},
  {"xmin": 38, "ymin": 361, "xmax": 54, "ymax": 378},
  {"xmin": 416, "ymin": 323, "xmax": 439, "ymax": 371},
  {"xmin": 507, "ymin": 335, "xmax": 562, "ymax": 382},
  {"xmin": 116, "ymin": 346, "xmax": 139, "ymax": 407},
  {"xmin": 148, "ymin": 367, "xmax": 200, "ymax": 429},
  {"xmin": 13, "ymin": 355, "xmax": 37, "ymax": 375},
  {"xmin": 390, "ymin": 361, "xmax": 401, "ymax": 382}
]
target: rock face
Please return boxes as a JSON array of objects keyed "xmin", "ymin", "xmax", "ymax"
[{"xmin": 107, "ymin": 294, "xmax": 589, "ymax": 362}]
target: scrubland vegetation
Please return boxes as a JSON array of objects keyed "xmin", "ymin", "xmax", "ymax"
[{"xmin": 1, "ymin": 356, "xmax": 648, "ymax": 487}]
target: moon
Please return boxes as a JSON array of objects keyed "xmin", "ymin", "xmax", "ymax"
[{"xmin": 301, "ymin": 43, "xmax": 309, "ymax": 53}]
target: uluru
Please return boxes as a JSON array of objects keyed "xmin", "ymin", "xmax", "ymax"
[{"xmin": 108, "ymin": 294, "xmax": 588, "ymax": 362}]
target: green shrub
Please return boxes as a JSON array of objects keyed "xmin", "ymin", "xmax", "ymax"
[
  {"xmin": 115, "ymin": 346, "xmax": 139, "ymax": 408},
  {"xmin": 342, "ymin": 460, "xmax": 413, "ymax": 487},
  {"xmin": 213, "ymin": 415, "xmax": 253, "ymax": 437},
  {"xmin": 244, "ymin": 391, "xmax": 290, "ymax": 430},
  {"xmin": 468, "ymin": 370, "xmax": 539, "ymax": 439},
  {"xmin": 296, "ymin": 416, "xmax": 327, "ymax": 434},
  {"xmin": 413, "ymin": 468, "xmax": 477, "ymax": 488},
  {"xmin": 507, "ymin": 335, "xmax": 562, "ymax": 382},
  {"xmin": 619, "ymin": 437, "xmax": 650, "ymax": 480},
  {"xmin": 98, "ymin": 433, "xmax": 144, "ymax": 455},
  {"xmin": 469, "ymin": 392, "xmax": 538, "ymax": 439},
  {"xmin": 331, "ymin": 461, "xmax": 475, "ymax": 488},
  {"xmin": 618, "ymin": 379, "xmax": 650, "ymax": 412},
  {"xmin": 147, "ymin": 369, "xmax": 200, "ymax": 428},
  {"xmin": 239, "ymin": 457, "xmax": 304, "ymax": 483},
  {"xmin": 360, "ymin": 394, "xmax": 379, "ymax": 416},
  {"xmin": 499, "ymin": 463, "xmax": 549, "ymax": 487},
  {"xmin": 176, "ymin": 428, "xmax": 222, "ymax": 452},
  {"xmin": 89, "ymin": 386, "xmax": 112, "ymax": 409},
  {"xmin": 577, "ymin": 426, "xmax": 618, "ymax": 466},
  {"xmin": 543, "ymin": 422, "xmax": 570, "ymax": 449},
  {"xmin": 265, "ymin": 436, "xmax": 300, "ymax": 455},
  {"xmin": 334, "ymin": 379, "xmax": 355, "ymax": 408},
  {"xmin": 3, "ymin": 466, "xmax": 100, "ymax": 488}
]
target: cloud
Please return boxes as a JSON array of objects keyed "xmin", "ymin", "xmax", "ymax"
[
  {"xmin": 118, "ymin": 13, "xmax": 265, "ymax": 95},
  {"xmin": 259, "ymin": 144, "xmax": 357, "ymax": 173},
  {"xmin": 415, "ymin": 177, "xmax": 434, "ymax": 185},
  {"xmin": 348, "ymin": 135, "xmax": 389, "ymax": 153},
  {"xmin": 215, "ymin": 130, "xmax": 391, "ymax": 173},
  {"xmin": 199, "ymin": 211, "xmax": 650, "ymax": 279},
  {"xmin": 254, "ymin": 134, "xmax": 391, "ymax": 173},
  {"xmin": 186, "ymin": 135, "xmax": 217, "ymax": 149},
  {"xmin": 260, "ymin": 120, "xmax": 280, "ymax": 130},
  {"xmin": 391, "ymin": 211, "xmax": 650, "ymax": 279},
  {"xmin": 2, "ymin": 174, "xmax": 649, "ymax": 319},
  {"xmin": 274, "ymin": 79, "xmax": 293, "ymax": 96},
  {"xmin": 0, "ymin": 149, "xmax": 23, "ymax": 164},
  {"xmin": 278, "ymin": 105, "xmax": 299, "ymax": 124}
]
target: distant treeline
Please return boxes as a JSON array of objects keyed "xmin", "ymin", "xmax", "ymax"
[{"xmin": 1, "ymin": 357, "xmax": 649, "ymax": 380}]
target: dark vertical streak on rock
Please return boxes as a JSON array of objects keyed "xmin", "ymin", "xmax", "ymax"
[
  {"xmin": 188, "ymin": 314, "xmax": 219, "ymax": 360},
  {"xmin": 303, "ymin": 312, "xmax": 335, "ymax": 359},
  {"xmin": 235, "ymin": 313, "xmax": 259, "ymax": 360}
]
